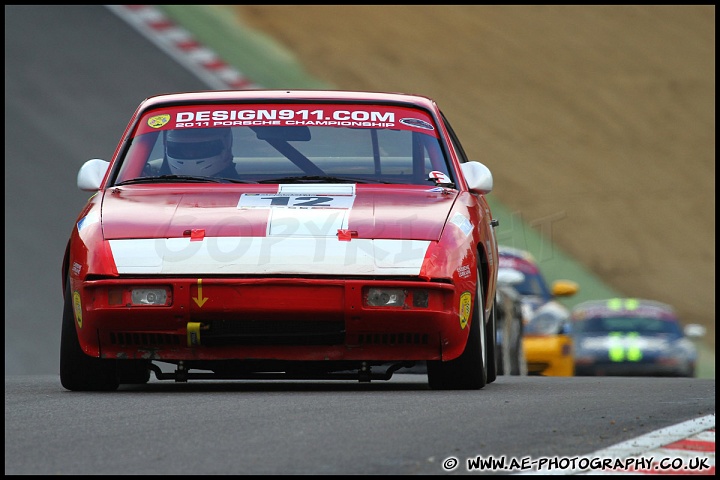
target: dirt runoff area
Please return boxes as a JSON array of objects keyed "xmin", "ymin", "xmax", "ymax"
[{"xmin": 232, "ymin": 6, "xmax": 715, "ymax": 348}]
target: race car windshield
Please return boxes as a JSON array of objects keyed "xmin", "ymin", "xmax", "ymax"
[
  {"xmin": 114, "ymin": 104, "xmax": 453, "ymax": 186},
  {"xmin": 166, "ymin": 139, "xmax": 224, "ymax": 159},
  {"xmin": 505, "ymin": 269, "xmax": 552, "ymax": 300},
  {"xmin": 574, "ymin": 317, "xmax": 683, "ymax": 335}
]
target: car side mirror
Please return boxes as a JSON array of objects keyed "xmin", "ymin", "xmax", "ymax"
[
  {"xmin": 551, "ymin": 280, "xmax": 579, "ymax": 297},
  {"xmin": 684, "ymin": 324, "xmax": 706, "ymax": 339},
  {"xmin": 460, "ymin": 161, "xmax": 493, "ymax": 194},
  {"xmin": 77, "ymin": 159, "xmax": 110, "ymax": 191}
]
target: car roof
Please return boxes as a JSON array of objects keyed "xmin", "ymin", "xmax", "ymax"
[
  {"xmin": 137, "ymin": 89, "xmax": 440, "ymax": 111},
  {"xmin": 572, "ymin": 298, "xmax": 678, "ymax": 320},
  {"xmin": 497, "ymin": 245, "xmax": 541, "ymax": 274}
]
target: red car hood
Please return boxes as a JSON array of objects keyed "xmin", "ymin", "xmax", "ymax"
[{"xmin": 101, "ymin": 184, "xmax": 457, "ymax": 241}]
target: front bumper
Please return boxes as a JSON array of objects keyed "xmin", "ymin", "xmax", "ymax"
[
  {"xmin": 523, "ymin": 335, "xmax": 574, "ymax": 376},
  {"xmin": 72, "ymin": 276, "xmax": 469, "ymax": 363},
  {"xmin": 574, "ymin": 359, "xmax": 693, "ymax": 377}
]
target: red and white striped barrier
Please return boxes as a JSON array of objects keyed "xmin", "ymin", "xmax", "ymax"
[{"xmin": 106, "ymin": 5, "xmax": 258, "ymax": 90}]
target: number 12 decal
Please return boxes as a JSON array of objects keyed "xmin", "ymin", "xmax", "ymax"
[
  {"xmin": 238, "ymin": 193, "xmax": 356, "ymax": 209},
  {"xmin": 262, "ymin": 196, "xmax": 334, "ymax": 207}
]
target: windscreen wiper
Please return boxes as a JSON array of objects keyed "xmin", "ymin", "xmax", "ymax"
[
  {"xmin": 216, "ymin": 177, "xmax": 258, "ymax": 184},
  {"xmin": 114, "ymin": 175, "xmax": 255, "ymax": 186}
]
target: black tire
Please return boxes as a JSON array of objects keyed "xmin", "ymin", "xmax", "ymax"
[
  {"xmin": 496, "ymin": 292, "xmax": 525, "ymax": 376},
  {"xmin": 60, "ymin": 278, "xmax": 120, "ymax": 391},
  {"xmin": 499, "ymin": 314, "xmax": 521, "ymax": 376},
  {"xmin": 494, "ymin": 296, "xmax": 506, "ymax": 376},
  {"xmin": 427, "ymin": 266, "xmax": 488, "ymax": 390},
  {"xmin": 508, "ymin": 317, "xmax": 524, "ymax": 375},
  {"xmin": 485, "ymin": 302, "xmax": 498, "ymax": 384}
]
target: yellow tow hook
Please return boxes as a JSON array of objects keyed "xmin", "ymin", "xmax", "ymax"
[{"xmin": 187, "ymin": 322, "xmax": 202, "ymax": 347}]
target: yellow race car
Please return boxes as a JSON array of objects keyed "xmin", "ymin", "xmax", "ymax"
[
  {"xmin": 523, "ymin": 302, "xmax": 575, "ymax": 376},
  {"xmin": 498, "ymin": 246, "xmax": 579, "ymax": 376}
]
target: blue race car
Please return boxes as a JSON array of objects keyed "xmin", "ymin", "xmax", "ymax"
[{"xmin": 571, "ymin": 298, "xmax": 705, "ymax": 377}]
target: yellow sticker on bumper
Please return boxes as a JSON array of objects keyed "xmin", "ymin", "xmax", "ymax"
[
  {"xmin": 72, "ymin": 291, "xmax": 83, "ymax": 328},
  {"xmin": 459, "ymin": 291, "xmax": 472, "ymax": 329}
]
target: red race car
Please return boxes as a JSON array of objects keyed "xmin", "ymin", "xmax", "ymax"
[{"xmin": 61, "ymin": 90, "xmax": 500, "ymax": 390}]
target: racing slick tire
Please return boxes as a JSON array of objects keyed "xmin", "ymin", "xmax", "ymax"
[
  {"xmin": 485, "ymin": 303, "xmax": 498, "ymax": 384},
  {"xmin": 507, "ymin": 318, "xmax": 525, "ymax": 376},
  {"xmin": 60, "ymin": 277, "xmax": 120, "ymax": 391},
  {"xmin": 427, "ymin": 266, "xmax": 489, "ymax": 390},
  {"xmin": 497, "ymin": 307, "xmax": 524, "ymax": 376}
]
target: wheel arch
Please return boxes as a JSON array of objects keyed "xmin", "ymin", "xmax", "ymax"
[{"xmin": 61, "ymin": 239, "xmax": 71, "ymax": 296}]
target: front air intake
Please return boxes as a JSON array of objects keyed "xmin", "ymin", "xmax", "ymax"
[
  {"xmin": 356, "ymin": 333, "xmax": 429, "ymax": 345},
  {"xmin": 109, "ymin": 331, "xmax": 181, "ymax": 346}
]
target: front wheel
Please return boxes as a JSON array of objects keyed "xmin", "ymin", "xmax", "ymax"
[
  {"xmin": 427, "ymin": 266, "xmax": 488, "ymax": 390},
  {"xmin": 60, "ymin": 278, "xmax": 120, "ymax": 391}
]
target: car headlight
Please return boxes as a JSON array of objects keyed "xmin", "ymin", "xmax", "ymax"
[
  {"xmin": 131, "ymin": 288, "xmax": 168, "ymax": 305},
  {"xmin": 366, "ymin": 288, "xmax": 406, "ymax": 307},
  {"xmin": 107, "ymin": 286, "xmax": 171, "ymax": 306}
]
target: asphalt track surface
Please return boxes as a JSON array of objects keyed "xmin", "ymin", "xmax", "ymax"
[
  {"xmin": 4, "ymin": 5, "xmax": 715, "ymax": 475},
  {"xmin": 4, "ymin": 375, "xmax": 716, "ymax": 475}
]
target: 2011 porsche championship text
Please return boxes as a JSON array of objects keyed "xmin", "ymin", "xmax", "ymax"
[
  {"xmin": 441, "ymin": 455, "xmax": 713, "ymax": 474},
  {"xmin": 175, "ymin": 109, "xmax": 396, "ymax": 128}
]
